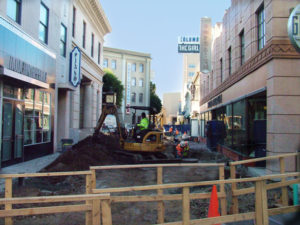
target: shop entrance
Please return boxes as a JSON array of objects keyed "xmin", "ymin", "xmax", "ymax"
[{"xmin": 1, "ymin": 100, "xmax": 24, "ymax": 166}]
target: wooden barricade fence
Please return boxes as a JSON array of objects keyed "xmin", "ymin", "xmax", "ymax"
[
  {"xmin": 0, "ymin": 171, "xmax": 103, "ymax": 225},
  {"xmin": 230, "ymin": 152, "xmax": 299, "ymax": 214},
  {"xmin": 90, "ymin": 163, "xmax": 226, "ymax": 224},
  {"xmin": 91, "ymin": 172, "xmax": 300, "ymax": 225}
]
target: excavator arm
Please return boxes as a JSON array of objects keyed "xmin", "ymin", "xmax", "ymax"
[{"xmin": 94, "ymin": 104, "xmax": 124, "ymax": 142}]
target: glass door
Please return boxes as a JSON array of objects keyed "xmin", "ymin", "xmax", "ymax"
[
  {"xmin": 2, "ymin": 101, "xmax": 13, "ymax": 162},
  {"xmin": 14, "ymin": 103, "xmax": 24, "ymax": 159}
]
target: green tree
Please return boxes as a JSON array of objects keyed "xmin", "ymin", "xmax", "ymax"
[
  {"xmin": 150, "ymin": 81, "xmax": 162, "ymax": 113},
  {"xmin": 103, "ymin": 69, "xmax": 124, "ymax": 107}
]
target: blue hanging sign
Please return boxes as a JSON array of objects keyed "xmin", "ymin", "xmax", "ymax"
[{"xmin": 69, "ymin": 47, "xmax": 81, "ymax": 87}]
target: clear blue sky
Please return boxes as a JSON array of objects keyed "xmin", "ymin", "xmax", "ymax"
[{"xmin": 101, "ymin": 0, "xmax": 231, "ymax": 98}]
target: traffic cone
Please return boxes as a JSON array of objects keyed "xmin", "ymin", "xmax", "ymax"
[{"xmin": 208, "ymin": 185, "xmax": 221, "ymax": 225}]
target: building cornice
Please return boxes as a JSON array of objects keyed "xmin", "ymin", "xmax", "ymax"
[
  {"xmin": 76, "ymin": 0, "xmax": 112, "ymax": 36},
  {"xmin": 200, "ymin": 40, "xmax": 300, "ymax": 105},
  {"xmin": 103, "ymin": 46, "xmax": 151, "ymax": 59}
]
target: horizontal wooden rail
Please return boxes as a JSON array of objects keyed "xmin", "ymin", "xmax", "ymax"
[
  {"xmin": 230, "ymin": 153, "xmax": 299, "ymax": 166},
  {"xmin": 90, "ymin": 163, "xmax": 225, "ymax": 170},
  {"xmin": 0, "ymin": 171, "xmax": 92, "ymax": 178},
  {"xmin": 0, "ymin": 204, "xmax": 92, "ymax": 217},
  {"xmin": 92, "ymin": 172, "xmax": 300, "ymax": 194},
  {"xmin": 110, "ymin": 192, "xmax": 226, "ymax": 203},
  {"xmin": 0, "ymin": 193, "xmax": 110, "ymax": 205},
  {"xmin": 233, "ymin": 178, "xmax": 300, "ymax": 196}
]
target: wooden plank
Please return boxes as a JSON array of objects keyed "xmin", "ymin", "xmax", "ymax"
[
  {"xmin": 101, "ymin": 199, "xmax": 112, "ymax": 225},
  {"xmin": 86, "ymin": 174, "xmax": 92, "ymax": 225},
  {"xmin": 255, "ymin": 180, "xmax": 263, "ymax": 225},
  {"xmin": 110, "ymin": 192, "xmax": 227, "ymax": 203},
  {"xmin": 182, "ymin": 187, "xmax": 190, "ymax": 225},
  {"xmin": 219, "ymin": 165, "xmax": 227, "ymax": 216},
  {"xmin": 92, "ymin": 199, "xmax": 101, "ymax": 225},
  {"xmin": 233, "ymin": 178, "xmax": 300, "ymax": 196},
  {"xmin": 280, "ymin": 157, "xmax": 288, "ymax": 206},
  {"xmin": 91, "ymin": 169, "xmax": 96, "ymax": 189},
  {"xmin": 0, "ymin": 171, "xmax": 92, "ymax": 178},
  {"xmin": 230, "ymin": 165, "xmax": 238, "ymax": 214},
  {"xmin": 92, "ymin": 172, "xmax": 300, "ymax": 194},
  {"xmin": 0, "ymin": 204, "xmax": 92, "ymax": 217},
  {"xmin": 268, "ymin": 205, "xmax": 300, "ymax": 216},
  {"xmin": 0, "ymin": 194, "xmax": 110, "ymax": 205},
  {"xmin": 230, "ymin": 152, "xmax": 299, "ymax": 166},
  {"xmin": 261, "ymin": 180, "xmax": 269, "ymax": 225},
  {"xmin": 90, "ymin": 163, "xmax": 225, "ymax": 170},
  {"xmin": 157, "ymin": 166, "xmax": 165, "ymax": 224},
  {"xmin": 156, "ymin": 212, "xmax": 255, "ymax": 225},
  {"xmin": 5, "ymin": 178, "xmax": 13, "ymax": 225}
]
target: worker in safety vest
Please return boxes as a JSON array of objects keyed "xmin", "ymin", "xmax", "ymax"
[
  {"xmin": 176, "ymin": 141, "xmax": 189, "ymax": 158},
  {"xmin": 137, "ymin": 112, "xmax": 149, "ymax": 130}
]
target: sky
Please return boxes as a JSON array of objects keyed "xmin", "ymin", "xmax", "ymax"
[{"xmin": 100, "ymin": 0, "xmax": 231, "ymax": 99}]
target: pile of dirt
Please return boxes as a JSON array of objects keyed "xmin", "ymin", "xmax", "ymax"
[{"xmin": 42, "ymin": 133, "xmax": 122, "ymax": 172}]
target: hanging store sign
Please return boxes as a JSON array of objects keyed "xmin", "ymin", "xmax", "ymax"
[
  {"xmin": 126, "ymin": 63, "xmax": 131, "ymax": 114},
  {"xmin": 288, "ymin": 5, "xmax": 300, "ymax": 53},
  {"xmin": 208, "ymin": 95, "xmax": 222, "ymax": 108},
  {"xmin": 69, "ymin": 47, "xmax": 81, "ymax": 87},
  {"xmin": 7, "ymin": 56, "xmax": 47, "ymax": 82},
  {"xmin": 178, "ymin": 36, "xmax": 200, "ymax": 53}
]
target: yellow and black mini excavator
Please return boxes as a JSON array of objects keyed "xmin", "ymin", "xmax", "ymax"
[{"xmin": 93, "ymin": 92, "xmax": 174, "ymax": 163}]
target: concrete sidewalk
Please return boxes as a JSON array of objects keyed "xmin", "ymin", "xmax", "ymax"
[{"xmin": 0, "ymin": 152, "xmax": 60, "ymax": 191}]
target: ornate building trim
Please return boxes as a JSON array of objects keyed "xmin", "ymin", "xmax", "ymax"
[{"xmin": 200, "ymin": 40, "xmax": 300, "ymax": 105}]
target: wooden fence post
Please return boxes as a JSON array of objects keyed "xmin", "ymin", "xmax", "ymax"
[
  {"xmin": 219, "ymin": 165, "xmax": 227, "ymax": 215},
  {"xmin": 157, "ymin": 166, "xmax": 165, "ymax": 224},
  {"xmin": 86, "ymin": 174, "xmax": 92, "ymax": 225},
  {"xmin": 101, "ymin": 199, "xmax": 112, "ymax": 225},
  {"xmin": 91, "ymin": 169, "xmax": 96, "ymax": 189},
  {"xmin": 279, "ymin": 157, "xmax": 288, "ymax": 206},
  {"xmin": 5, "ymin": 178, "xmax": 13, "ymax": 225},
  {"xmin": 92, "ymin": 199, "xmax": 101, "ymax": 225},
  {"xmin": 230, "ymin": 165, "xmax": 238, "ymax": 214},
  {"xmin": 182, "ymin": 187, "xmax": 190, "ymax": 225},
  {"xmin": 255, "ymin": 180, "xmax": 269, "ymax": 225}
]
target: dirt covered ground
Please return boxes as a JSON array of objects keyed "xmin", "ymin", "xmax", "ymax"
[{"xmin": 0, "ymin": 135, "xmax": 294, "ymax": 225}]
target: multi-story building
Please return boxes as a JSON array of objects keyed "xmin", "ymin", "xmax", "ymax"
[
  {"xmin": 181, "ymin": 53, "xmax": 200, "ymax": 118},
  {"xmin": 0, "ymin": 0, "xmax": 110, "ymax": 168},
  {"xmin": 199, "ymin": 0, "xmax": 300, "ymax": 172},
  {"xmin": 163, "ymin": 92, "xmax": 181, "ymax": 125},
  {"xmin": 103, "ymin": 47, "xmax": 151, "ymax": 126}
]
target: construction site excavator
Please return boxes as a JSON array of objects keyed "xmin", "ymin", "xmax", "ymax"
[{"xmin": 93, "ymin": 92, "xmax": 173, "ymax": 162}]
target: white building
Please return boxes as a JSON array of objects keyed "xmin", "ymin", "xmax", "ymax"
[
  {"xmin": 103, "ymin": 47, "xmax": 151, "ymax": 125},
  {"xmin": 163, "ymin": 92, "xmax": 181, "ymax": 125}
]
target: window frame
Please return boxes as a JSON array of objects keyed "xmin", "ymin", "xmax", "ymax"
[
  {"xmin": 228, "ymin": 47, "xmax": 232, "ymax": 75},
  {"xmin": 103, "ymin": 58, "xmax": 108, "ymax": 68},
  {"xmin": 7, "ymin": 0, "xmax": 22, "ymax": 24},
  {"xmin": 39, "ymin": 2, "xmax": 49, "ymax": 44},
  {"xmin": 139, "ymin": 93, "xmax": 143, "ymax": 103},
  {"xmin": 72, "ymin": 6, "xmax": 76, "ymax": 38},
  {"xmin": 257, "ymin": 5, "xmax": 265, "ymax": 50},
  {"xmin": 82, "ymin": 21, "xmax": 86, "ymax": 49},
  {"xmin": 132, "ymin": 63, "xmax": 136, "ymax": 72},
  {"xmin": 60, "ymin": 23, "xmax": 67, "ymax": 57},
  {"xmin": 139, "ymin": 63, "xmax": 144, "ymax": 73},
  {"xmin": 220, "ymin": 58, "xmax": 223, "ymax": 82},
  {"xmin": 91, "ymin": 33, "xmax": 94, "ymax": 57},
  {"xmin": 131, "ymin": 92, "xmax": 136, "ymax": 103},
  {"xmin": 97, "ymin": 42, "xmax": 101, "ymax": 65},
  {"xmin": 139, "ymin": 78, "xmax": 144, "ymax": 87},
  {"xmin": 240, "ymin": 30, "xmax": 245, "ymax": 65},
  {"xmin": 131, "ymin": 77, "xmax": 136, "ymax": 86},
  {"xmin": 111, "ymin": 59, "xmax": 116, "ymax": 70}
]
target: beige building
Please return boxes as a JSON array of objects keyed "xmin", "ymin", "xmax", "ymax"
[
  {"xmin": 57, "ymin": 0, "xmax": 111, "ymax": 145},
  {"xmin": 182, "ymin": 53, "xmax": 200, "ymax": 117},
  {"xmin": 163, "ymin": 92, "xmax": 181, "ymax": 125},
  {"xmin": 190, "ymin": 72, "xmax": 200, "ymax": 118},
  {"xmin": 199, "ymin": 0, "xmax": 300, "ymax": 172},
  {"xmin": 103, "ymin": 47, "xmax": 151, "ymax": 126}
]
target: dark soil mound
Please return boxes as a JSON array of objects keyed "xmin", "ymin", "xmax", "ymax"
[{"xmin": 43, "ymin": 133, "xmax": 122, "ymax": 172}]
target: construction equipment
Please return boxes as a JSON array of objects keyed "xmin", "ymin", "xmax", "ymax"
[{"xmin": 93, "ymin": 92, "xmax": 169, "ymax": 162}]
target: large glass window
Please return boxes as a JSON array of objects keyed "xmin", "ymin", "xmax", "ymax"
[
  {"xmin": 39, "ymin": 2, "xmax": 49, "ymax": 44},
  {"xmin": 132, "ymin": 63, "xmax": 136, "ymax": 72},
  {"xmin": 82, "ymin": 21, "xmax": 86, "ymax": 48},
  {"xmin": 7, "ymin": 0, "xmax": 22, "ymax": 24},
  {"xmin": 97, "ymin": 42, "xmax": 101, "ymax": 64},
  {"xmin": 139, "ymin": 93, "xmax": 143, "ymax": 103},
  {"xmin": 131, "ymin": 92, "xmax": 136, "ymax": 103},
  {"xmin": 60, "ymin": 24, "xmax": 67, "ymax": 57},
  {"xmin": 3, "ymin": 85, "xmax": 23, "ymax": 99},
  {"xmin": 103, "ymin": 58, "xmax": 108, "ymax": 68},
  {"xmin": 228, "ymin": 47, "xmax": 232, "ymax": 75},
  {"xmin": 131, "ymin": 77, "xmax": 136, "ymax": 86},
  {"xmin": 111, "ymin": 60, "xmax": 116, "ymax": 70},
  {"xmin": 139, "ymin": 63, "xmax": 144, "ymax": 73},
  {"xmin": 139, "ymin": 78, "xmax": 143, "ymax": 87},
  {"xmin": 91, "ymin": 33, "xmax": 94, "ymax": 57},
  {"xmin": 24, "ymin": 89, "xmax": 51, "ymax": 145},
  {"xmin": 232, "ymin": 99, "xmax": 246, "ymax": 152},
  {"xmin": 257, "ymin": 6, "xmax": 265, "ymax": 50},
  {"xmin": 224, "ymin": 104, "xmax": 233, "ymax": 147}
]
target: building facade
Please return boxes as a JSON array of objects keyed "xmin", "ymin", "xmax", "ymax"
[
  {"xmin": 103, "ymin": 47, "xmax": 151, "ymax": 126},
  {"xmin": 199, "ymin": 0, "xmax": 300, "ymax": 172},
  {"xmin": 163, "ymin": 92, "xmax": 181, "ymax": 125},
  {"xmin": 0, "ymin": 0, "xmax": 111, "ymax": 168}
]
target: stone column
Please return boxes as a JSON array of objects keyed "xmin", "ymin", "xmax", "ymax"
[{"xmin": 83, "ymin": 82, "xmax": 93, "ymax": 128}]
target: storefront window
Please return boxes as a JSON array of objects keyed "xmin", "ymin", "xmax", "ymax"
[
  {"xmin": 24, "ymin": 89, "xmax": 51, "ymax": 145},
  {"xmin": 3, "ymin": 85, "xmax": 23, "ymax": 99},
  {"xmin": 232, "ymin": 99, "xmax": 246, "ymax": 153},
  {"xmin": 224, "ymin": 104, "xmax": 233, "ymax": 147},
  {"xmin": 200, "ymin": 113, "xmax": 205, "ymax": 137}
]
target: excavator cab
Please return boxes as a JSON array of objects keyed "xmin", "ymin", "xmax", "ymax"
[{"xmin": 94, "ymin": 92, "xmax": 166, "ymax": 153}]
